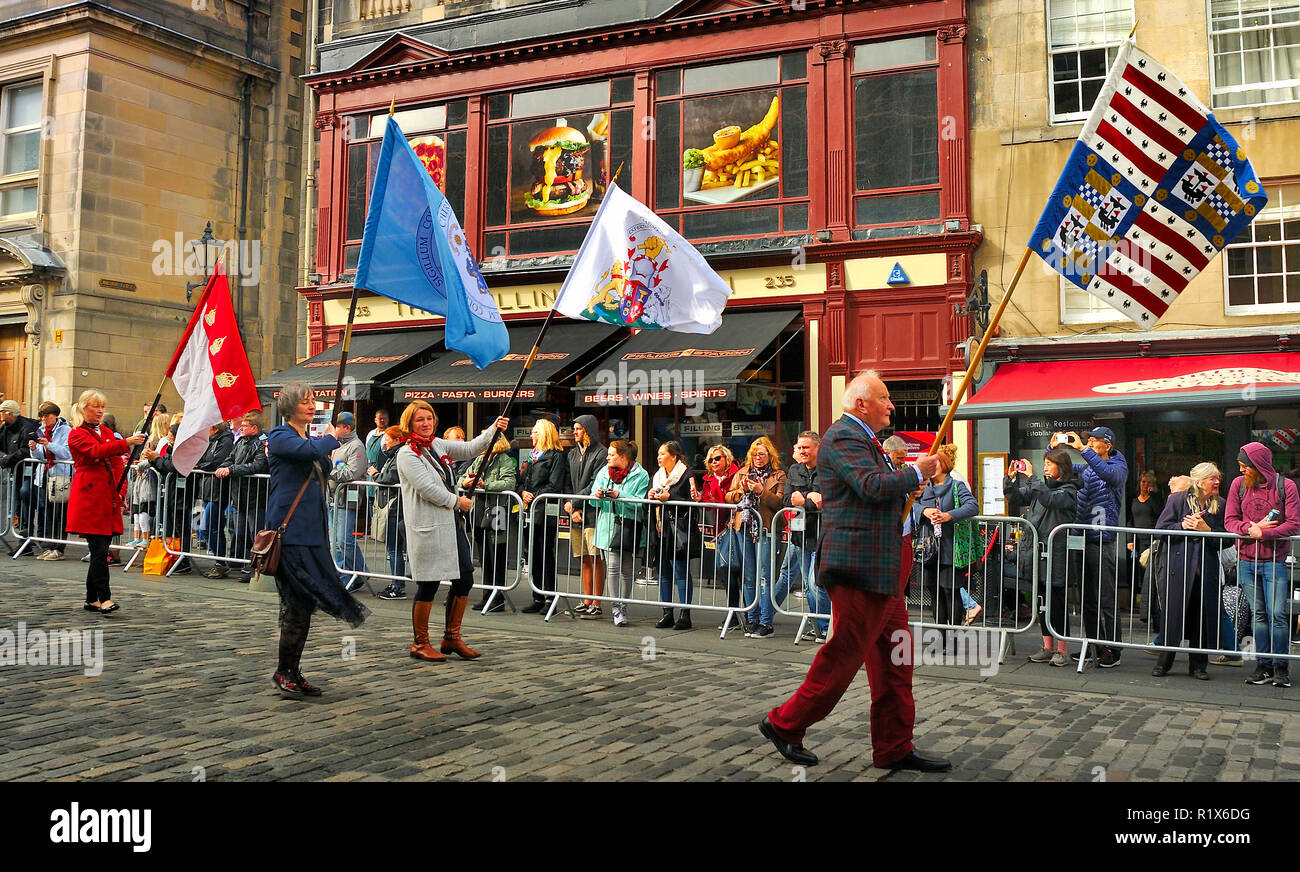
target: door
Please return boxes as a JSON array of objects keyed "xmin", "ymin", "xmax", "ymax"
[{"xmin": 0, "ymin": 325, "xmax": 26, "ymax": 406}]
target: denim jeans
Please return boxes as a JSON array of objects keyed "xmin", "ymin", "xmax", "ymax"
[
  {"xmin": 385, "ymin": 507, "xmax": 407, "ymax": 582},
  {"xmin": 658, "ymin": 557, "xmax": 692, "ymax": 607},
  {"xmin": 1239, "ymin": 558, "xmax": 1290, "ymax": 669},
  {"xmin": 770, "ymin": 543, "xmax": 827, "ymax": 631},
  {"xmin": 741, "ymin": 532, "xmax": 773, "ymax": 625},
  {"xmin": 203, "ymin": 501, "xmax": 227, "ymax": 561},
  {"xmin": 331, "ymin": 505, "xmax": 369, "ymax": 574}
]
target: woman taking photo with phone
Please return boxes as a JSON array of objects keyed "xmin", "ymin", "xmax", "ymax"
[
  {"xmin": 727, "ymin": 437, "xmax": 786, "ymax": 638},
  {"xmin": 1004, "ymin": 447, "xmax": 1079, "ymax": 666}
]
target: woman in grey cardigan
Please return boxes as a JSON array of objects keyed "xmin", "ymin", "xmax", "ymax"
[{"xmin": 396, "ymin": 400, "xmax": 509, "ymax": 663}]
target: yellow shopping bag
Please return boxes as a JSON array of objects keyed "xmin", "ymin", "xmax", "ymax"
[{"xmin": 142, "ymin": 538, "xmax": 180, "ymax": 576}]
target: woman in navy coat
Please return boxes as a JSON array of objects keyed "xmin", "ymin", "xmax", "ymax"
[
  {"xmin": 266, "ymin": 383, "xmax": 368, "ymax": 698},
  {"xmin": 1153, "ymin": 462, "xmax": 1224, "ymax": 681}
]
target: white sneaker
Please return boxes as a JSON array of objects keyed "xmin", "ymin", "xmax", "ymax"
[
  {"xmin": 793, "ymin": 590, "xmax": 806, "ymax": 599},
  {"xmin": 34, "ymin": 550, "xmax": 51, "ymax": 560},
  {"xmin": 613, "ymin": 609, "xmax": 628, "ymax": 627},
  {"xmin": 45, "ymin": 551, "xmax": 64, "ymax": 561}
]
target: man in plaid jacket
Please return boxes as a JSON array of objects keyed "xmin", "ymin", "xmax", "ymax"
[{"xmin": 759, "ymin": 370, "xmax": 952, "ymax": 772}]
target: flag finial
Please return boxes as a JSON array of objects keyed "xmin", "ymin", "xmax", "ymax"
[
  {"xmin": 389, "ymin": 95, "xmax": 396, "ymax": 117},
  {"xmin": 1128, "ymin": 19, "xmax": 1137, "ymax": 38}
]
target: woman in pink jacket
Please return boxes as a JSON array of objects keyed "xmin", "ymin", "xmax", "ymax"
[
  {"xmin": 1225, "ymin": 441, "xmax": 1300, "ymax": 688},
  {"xmin": 66, "ymin": 390, "xmax": 145, "ymax": 614}
]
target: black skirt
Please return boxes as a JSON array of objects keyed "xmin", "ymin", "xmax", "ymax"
[{"xmin": 274, "ymin": 543, "xmax": 369, "ymax": 628}]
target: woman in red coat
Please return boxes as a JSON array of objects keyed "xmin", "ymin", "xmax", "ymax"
[{"xmin": 67, "ymin": 390, "xmax": 144, "ymax": 613}]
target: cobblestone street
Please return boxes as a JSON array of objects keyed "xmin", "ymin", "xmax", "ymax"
[{"xmin": 3, "ymin": 560, "xmax": 1299, "ymax": 783}]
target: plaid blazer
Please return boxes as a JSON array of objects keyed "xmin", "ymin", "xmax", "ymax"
[{"xmin": 815, "ymin": 415, "xmax": 922, "ymax": 595}]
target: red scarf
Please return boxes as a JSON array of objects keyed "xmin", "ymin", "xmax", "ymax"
[
  {"xmin": 406, "ymin": 431, "xmax": 435, "ymax": 453},
  {"xmin": 608, "ymin": 464, "xmax": 629, "ymax": 484},
  {"xmin": 43, "ymin": 426, "xmax": 54, "ymax": 471}
]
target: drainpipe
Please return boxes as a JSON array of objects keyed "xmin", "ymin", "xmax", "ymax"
[
  {"xmin": 300, "ymin": 0, "xmax": 321, "ymax": 362},
  {"xmin": 236, "ymin": 1, "xmax": 257, "ymax": 329}
]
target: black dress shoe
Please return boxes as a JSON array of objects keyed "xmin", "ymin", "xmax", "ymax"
[
  {"xmin": 83, "ymin": 602, "xmax": 100, "ymax": 612},
  {"xmin": 521, "ymin": 600, "xmax": 546, "ymax": 614},
  {"xmin": 881, "ymin": 750, "xmax": 952, "ymax": 772},
  {"xmin": 1190, "ymin": 668, "xmax": 1210, "ymax": 681},
  {"xmin": 759, "ymin": 716, "xmax": 818, "ymax": 766},
  {"xmin": 98, "ymin": 602, "xmax": 120, "ymax": 614}
]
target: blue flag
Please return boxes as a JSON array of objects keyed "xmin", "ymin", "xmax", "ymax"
[{"xmin": 355, "ymin": 116, "xmax": 508, "ymax": 369}]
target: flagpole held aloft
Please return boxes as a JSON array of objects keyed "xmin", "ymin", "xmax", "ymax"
[
  {"xmin": 330, "ymin": 285, "xmax": 361, "ymax": 422},
  {"xmin": 902, "ymin": 247, "xmax": 1032, "ymax": 521},
  {"xmin": 118, "ymin": 373, "xmax": 169, "ymax": 492}
]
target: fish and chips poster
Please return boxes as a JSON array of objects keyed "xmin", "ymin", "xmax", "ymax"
[{"xmin": 680, "ymin": 90, "xmax": 781, "ymax": 205}]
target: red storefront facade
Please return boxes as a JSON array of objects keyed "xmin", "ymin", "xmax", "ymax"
[{"xmin": 302, "ymin": 0, "xmax": 980, "ymax": 435}]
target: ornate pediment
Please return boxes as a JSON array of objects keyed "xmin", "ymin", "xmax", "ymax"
[
  {"xmin": 0, "ymin": 236, "xmax": 65, "ymax": 288},
  {"xmin": 339, "ymin": 33, "xmax": 453, "ymax": 74},
  {"xmin": 665, "ymin": 0, "xmax": 779, "ymax": 18}
]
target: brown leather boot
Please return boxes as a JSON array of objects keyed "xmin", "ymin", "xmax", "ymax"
[
  {"xmin": 440, "ymin": 595, "xmax": 481, "ymax": 660},
  {"xmin": 410, "ymin": 600, "xmax": 446, "ymax": 662}
]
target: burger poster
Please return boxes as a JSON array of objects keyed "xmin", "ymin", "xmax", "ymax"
[{"xmin": 510, "ymin": 113, "xmax": 612, "ymax": 224}]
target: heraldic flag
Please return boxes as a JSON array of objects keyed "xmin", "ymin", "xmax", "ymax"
[
  {"xmin": 354, "ymin": 116, "xmax": 508, "ymax": 369},
  {"xmin": 165, "ymin": 264, "xmax": 260, "ymax": 476},
  {"xmin": 554, "ymin": 185, "xmax": 733, "ymax": 334},
  {"xmin": 1030, "ymin": 37, "xmax": 1267, "ymax": 328}
]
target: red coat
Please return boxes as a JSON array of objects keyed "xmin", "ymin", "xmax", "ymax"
[{"xmin": 67, "ymin": 423, "xmax": 129, "ymax": 536}]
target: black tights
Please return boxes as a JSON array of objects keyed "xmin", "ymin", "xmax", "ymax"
[
  {"xmin": 85, "ymin": 534, "xmax": 112, "ymax": 604},
  {"xmin": 414, "ymin": 526, "xmax": 475, "ymax": 602},
  {"xmin": 277, "ymin": 600, "xmax": 314, "ymax": 674}
]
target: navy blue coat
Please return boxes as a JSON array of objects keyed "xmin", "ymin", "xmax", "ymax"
[
  {"xmin": 1073, "ymin": 448, "xmax": 1127, "ymax": 542},
  {"xmin": 266, "ymin": 425, "xmax": 339, "ymax": 547}
]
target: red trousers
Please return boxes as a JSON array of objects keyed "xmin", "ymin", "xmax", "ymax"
[{"xmin": 768, "ymin": 537, "xmax": 915, "ymax": 767}]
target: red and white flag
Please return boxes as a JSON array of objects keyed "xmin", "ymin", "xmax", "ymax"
[
  {"xmin": 165, "ymin": 265, "xmax": 260, "ymax": 475},
  {"xmin": 1030, "ymin": 37, "xmax": 1267, "ymax": 327}
]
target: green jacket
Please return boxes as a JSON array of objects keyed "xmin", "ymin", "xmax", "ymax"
[{"xmin": 590, "ymin": 462, "xmax": 649, "ymax": 552}]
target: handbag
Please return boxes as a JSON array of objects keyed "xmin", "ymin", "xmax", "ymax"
[
  {"xmin": 143, "ymin": 537, "xmax": 180, "ymax": 576},
  {"xmin": 372, "ymin": 497, "xmax": 391, "ymax": 544},
  {"xmin": 45, "ymin": 471, "xmax": 72, "ymax": 505},
  {"xmin": 613, "ymin": 513, "xmax": 642, "ymax": 552},
  {"xmin": 250, "ymin": 465, "xmax": 324, "ymax": 578}
]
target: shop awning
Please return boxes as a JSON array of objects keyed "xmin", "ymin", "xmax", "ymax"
[
  {"xmin": 576, "ymin": 309, "xmax": 800, "ymax": 406},
  {"xmin": 952, "ymin": 352, "xmax": 1300, "ymax": 419},
  {"xmin": 258, "ymin": 328, "xmax": 444, "ymax": 402},
  {"xmin": 390, "ymin": 322, "xmax": 618, "ymax": 402}
]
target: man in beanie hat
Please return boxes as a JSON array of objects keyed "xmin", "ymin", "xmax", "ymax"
[
  {"xmin": 564, "ymin": 414, "xmax": 607, "ymax": 617},
  {"xmin": 1226, "ymin": 441, "xmax": 1300, "ymax": 687}
]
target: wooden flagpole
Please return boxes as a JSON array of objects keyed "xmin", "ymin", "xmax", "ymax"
[
  {"xmin": 902, "ymin": 247, "xmax": 1033, "ymax": 519},
  {"xmin": 329, "ymin": 100, "xmax": 398, "ymax": 425},
  {"xmin": 462, "ymin": 162, "xmax": 626, "ymax": 497}
]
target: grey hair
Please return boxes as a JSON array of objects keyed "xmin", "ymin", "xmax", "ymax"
[
  {"xmin": 841, "ymin": 369, "xmax": 881, "ymax": 411},
  {"xmin": 277, "ymin": 382, "xmax": 313, "ymax": 420},
  {"xmin": 880, "ymin": 435, "xmax": 907, "ymax": 454},
  {"xmin": 797, "ymin": 430, "xmax": 821, "ymax": 445}
]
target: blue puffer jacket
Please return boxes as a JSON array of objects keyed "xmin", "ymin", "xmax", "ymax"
[{"xmin": 1073, "ymin": 448, "xmax": 1128, "ymax": 542}]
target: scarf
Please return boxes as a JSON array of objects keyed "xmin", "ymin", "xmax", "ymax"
[
  {"xmin": 738, "ymin": 462, "xmax": 774, "ymax": 543},
  {"xmin": 43, "ymin": 424, "xmax": 54, "ymax": 471},
  {"xmin": 652, "ymin": 462, "xmax": 686, "ymax": 535},
  {"xmin": 407, "ymin": 432, "xmax": 454, "ymax": 492},
  {"xmin": 406, "ymin": 431, "xmax": 435, "ymax": 453},
  {"xmin": 608, "ymin": 464, "xmax": 629, "ymax": 484}
]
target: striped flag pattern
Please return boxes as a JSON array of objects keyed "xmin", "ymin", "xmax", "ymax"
[{"xmin": 1030, "ymin": 38, "xmax": 1267, "ymax": 328}]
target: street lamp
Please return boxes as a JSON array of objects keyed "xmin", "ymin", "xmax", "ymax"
[{"xmin": 186, "ymin": 221, "xmax": 222, "ymax": 302}]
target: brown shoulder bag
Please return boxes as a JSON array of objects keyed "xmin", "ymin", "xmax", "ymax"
[{"xmin": 250, "ymin": 464, "xmax": 326, "ymax": 577}]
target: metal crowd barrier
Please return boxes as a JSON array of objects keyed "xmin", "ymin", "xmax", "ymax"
[
  {"xmin": 528, "ymin": 493, "xmax": 761, "ymax": 638},
  {"xmin": 766, "ymin": 506, "xmax": 829, "ymax": 644},
  {"xmin": 10, "ymin": 457, "xmax": 92, "ymax": 560},
  {"xmin": 121, "ymin": 464, "xmax": 165, "ymax": 571},
  {"xmin": 329, "ymin": 478, "xmax": 526, "ymax": 609},
  {"xmin": 158, "ymin": 469, "xmax": 270, "ymax": 576},
  {"xmin": 904, "ymin": 513, "xmax": 1038, "ymax": 665},
  {"xmin": 1045, "ymin": 522, "xmax": 1300, "ymax": 674}
]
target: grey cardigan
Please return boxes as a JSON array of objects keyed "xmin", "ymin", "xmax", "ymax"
[{"xmin": 397, "ymin": 425, "xmax": 496, "ymax": 581}]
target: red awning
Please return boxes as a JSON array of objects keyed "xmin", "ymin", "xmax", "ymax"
[{"xmin": 954, "ymin": 352, "xmax": 1300, "ymax": 419}]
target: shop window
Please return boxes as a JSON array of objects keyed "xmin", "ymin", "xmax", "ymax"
[
  {"xmin": 655, "ymin": 54, "xmax": 809, "ymax": 245},
  {"xmin": 1047, "ymin": 0, "xmax": 1132, "ymax": 122},
  {"xmin": 1251, "ymin": 407, "xmax": 1300, "ymax": 473},
  {"xmin": 1224, "ymin": 183, "xmax": 1300, "ymax": 314},
  {"xmin": 341, "ymin": 99, "xmax": 469, "ymax": 273},
  {"xmin": 852, "ymin": 36, "xmax": 940, "ymax": 233},
  {"xmin": 1210, "ymin": 0, "xmax": 1300, "ymax": 108},
  {"xmin": 1060, "ymin": 276, "xmax": 1126, "ymax": 324},
  {"xmin": 481, "ymin": 78, "xmax": 635, "ymax": 260},
  {"xmin": 0, "ymin": 81, "xmax": 41, "ymax": 221}
]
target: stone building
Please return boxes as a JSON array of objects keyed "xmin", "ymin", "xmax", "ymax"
[
  {"xmin": 964, "ymin": 0, "xmax": 1300, "ymax": 499},
  {"xmin": 0, "ymin": 0, "xmax": 306, "ymax": 415}
]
